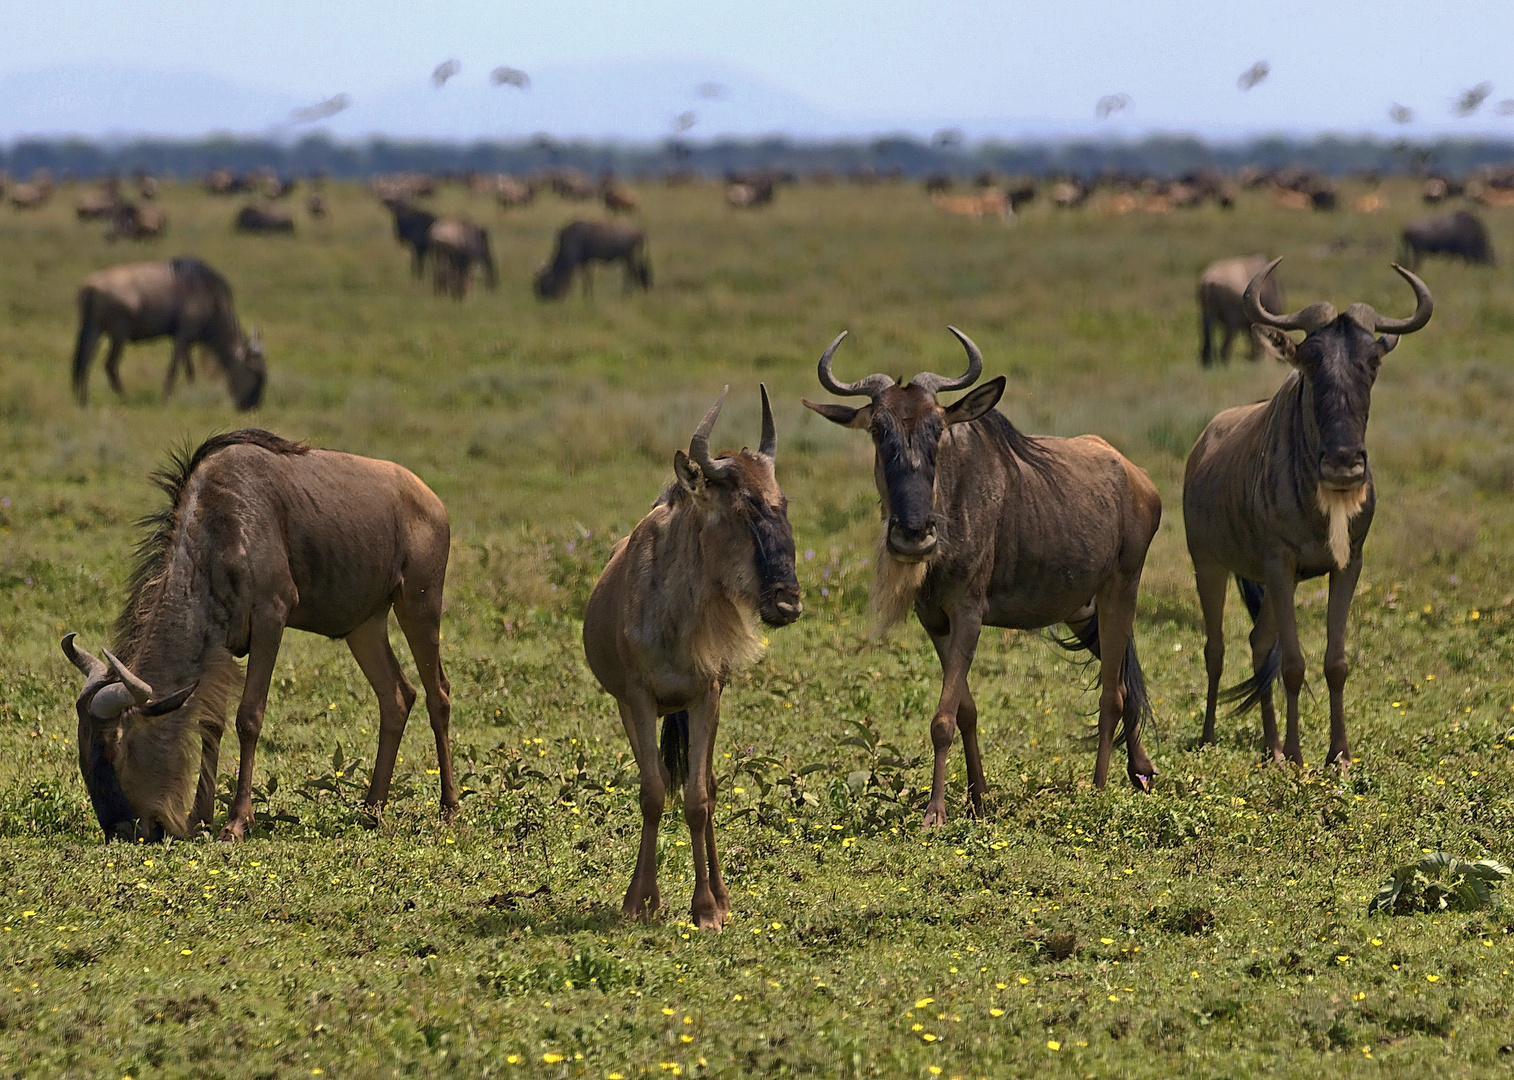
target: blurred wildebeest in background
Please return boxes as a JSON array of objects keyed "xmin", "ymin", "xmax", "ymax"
[
  {"xmin": 602, "ymin": 183, "xmax": 639, "ymax": 214},
  {"xmin": 386, "ymin": 201, "xmax": 437, "ymax": 277},
  {"xmin": 924, "ymin": 173, "xmax": 953, "ymax": 195},
  {"xmin": 106, "ymin": 203, "xmax": 167, "ymax": 243},
  {"xmin": 1400, "ymin": 210, "xmax": 1494, "ymax": 269},
  {"xmin": 534, "ymin": 220, "xmax": 652, "ymax": 300},
  {"xmin": 136, "ymin": 173, "xmax": 158, "ymax": 201},
  {"xmin": 205, "ymin": 168, "xmax": 246, "ymax": 196},
  {"xmin": 1198, "ymin": 254, "xmax": 1285, "ymax": 366},
  {"xmin": 234, "ymin": 205, "xmax": 295, "ymax": 234},
  {"xmin": 370, "ymin": 173, "xmax": 434, "ymax": 202},
  {"xmin": 584, "ymin": 387, "xmax": 801, "ymax": 927},
  {"xmin": 427, "ymin": 218, "xmax": 497, "ymax": 299},
  {"xmin": 804, "ymin": 328, "xmax": 1163, "ymax": 811},
  {"xmin": 63, "ymin": 429, "xmax": 455, "ymax": 841},
  {"xmin": 932, "ymin": 190, "xmax": 1011, "ymax": 223},
  {"xmin": 495, "ymin": 176, "xmax": 534, "ymax": 208},
  {"xmin": 72, "ymin": 257, "xmax": 266, "ymax": 408},
  {"xmin": 1051, "ymin": 180, "xmax": 1089, "ymax": 209},
  {"xmin": 1186, "ymin": 260, "xmax": 1433, "ymax": 768},
  {"xmin": 306, "ymin": 193, "xmax": 327, "ymax": 218},
  {"xmin": 549, "ymin": 169, "xmax": 597, "ymax": 201},
  {"xmin": 76, "ymin": 179, "xmax": 122, "ymax": 221},
  {"xmin": 726, "ymin": 177, "xmax": 774, "ymax": 209},
  {"xmin": 10, "ymin": 172, "xmax": 54, "ymax": 210}
]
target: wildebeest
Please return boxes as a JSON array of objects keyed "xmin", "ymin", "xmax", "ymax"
[
  {"xmin": 63, "ymin": 429, "xmax": 456, "ymax": 841},
  {"xmin": 603, "ymin": 184, "xmax": 639, "ymax": 213},
  {"xmin": 72, "ymin": 258, "xmax": 266, "ymax": 409},
  {"xmin": 495, "ymin": 176, "xmax": 534, "ymax": 208},
  {"xmin": 76, "ymin": 183, "xmax": 122, "ymax": 221},
  {"xmin": 725, "ymin": 178, "xmax": 774, "ymax": 208},
  {"xmin": 534, "ymin": 220, "xmax": 651, "ymax": 300},
  {"xmin": 1185, "ymin": 260, "xmax": 1433, "ymax": 767},
  {"xmin": 306, "ymin": 193, "xmax": 327, "ymax": 218},
  {"xmin": 427, "ymin": 218, "xmax": 497, "ymax": 299},
  {"xmin": 386, "ymin": 201, "xmax": 437, "ymax": 277},
  {"xmin": 1400, "ymin": 210, "xmax": 1494, "ymax": 269},
  {"xmin": 1198, "ymin": 254, "xmax": 1285, "ymax": 366},
  {"xmin": 803, "ymin": 328, "xmax": 1162, "ymax": 818},
  {"xmin": 205, "ymin": 168, "xmax": 246, "ymax": 195},
  {"xmin": 105, "ymin": 203, "xmax": 167, "ymax": 242},
  {"xmin": 931, "ymin": 191, "xmax": 1011, "ymax": 223},
  {"xmin": 234, "ymin": 205, "xmax": 295, "ymax": 233},
  {"xmin": 10, "ymin": 178, "xmax": 53, "ymax": 209},
  {"xmin": 549, "ymin": 169, "xmax": 596, "ymax": 200},
  {"xmin": 584, "ymin": 387, "xmax": 802, "ymax": 927}
]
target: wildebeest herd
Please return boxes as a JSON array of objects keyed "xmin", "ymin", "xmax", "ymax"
[{"xmin": 40, "ymin": 167, "xmax": 1463, "ymax": 928}]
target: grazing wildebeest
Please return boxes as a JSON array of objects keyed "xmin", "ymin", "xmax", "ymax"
[
  {"xmin": 205, "ymin": 168, "xmax": 245, "ymax": 195},
  {"xmin": 1198, "ymin": 254, "xmax": 1285, "ymax": 366},
  {"xmin": 1185, "ymin": 260, "xmax": 1433, "ymax": 768},
  {"xmin": 804, "ymin": 328, "xmax": 1162, "ymax": 819},
  {"xmin": 603, "ymin": 185, "xmax": 639, "ymax": 213},
  {"xmin": 533, "ymin": 220, "xmax": 651, "ymax": 300},
  {"xmin": 584, "ymin": 387, "xmax": 802, "ymax": 927},
  {"xmin": 10, "ymin": 179, "xmax": 53, "ymax": 210},
  {"xmin": 76, "ymin": 184, "xmax": 122, "ymax": 220},
  {"xmin": 105, "ymin": 203, "xmax": 167, "ymax": 242},
  {"xmin": 1400, "ymin": 210, "xmax": 1494, "ymax": 269},
  {"xmin": 386, "ymin": 201, "xmax": 437, "ymax": 277},
  {"xmin": 234, "ymin": 205, "xmax": 295, "ymax": 233},
  {"xmin": 495, "ymin": 176, "xmax": 534, "ymax": 208},
  {"xmin": 72, "ymin": 258, "xmax": 266, "ymax": 409},
  {"xmin": 550, "ymin": 169, "xmax": 597, "ymax": 200},
  {"xmin": 63, "ymin": 429, "xmax": 456, "ymax": 842},
  {"xmin": 426, "ymin": 218, "xmax": 497, "ymax": 299},
  {"xmin": 725, "ymin": 178, "xmax": 774, "ymax": 208}
]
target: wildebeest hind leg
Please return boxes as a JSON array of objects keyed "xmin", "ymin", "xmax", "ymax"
[
  {"xmin": 930, "ymin": 632, "xmax": 987, "ymax": 815},
  {"xmin": 1194, "ymin": 559, "xmax": 1228, "ymax": 745},
  {"xmin": 1091, "ymin": 577, "xmax": 1139, "ymax": 789},
  {"xmin": 1323, "ymin": 560, "xmax": 1362, "ymax": 770},
  {"xmin": 697, "ymin": 694, "xmax": 730, "ymax": 923},
  {"xmin": 394, "ymin": 584, "xmax": 457, "ymax": 816},
  {"xmin": 221, "ymin": 615, "xmax": 287, "ymax": 841},
  {"xmin": 1249, "ymin": 598, "xmax": 1282, "ymax": 761},
  {"xmin": 620, "ymin": 695, "xmax": 665, "ymax": 920},
  {"xmin": 1263, "ymin": 558, "xmax": 1306, "ymax": 766},
  {"xmin": 683, "ymin": 687, "xmax": 725, "ymax": 929},
  {"xmin": 103, "ymin": 337, "xmax": 127, "ymax": 398},
  {"xmin": 924, "ymin": 607, "xmax": 984, "ymax": 827},
  {"xmin": 192, "ymin": 721, "xmax": 225, "ymax": 830},
  {"xmin": 163, "ymin": 337, "xmax": 193, "ymax": 401},
  {"xmin": 348, "ymin": 614, "xmax": 417, "ymax": 814}
]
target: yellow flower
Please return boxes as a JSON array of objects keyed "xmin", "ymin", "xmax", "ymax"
[
  {"xmin": 922, "ymin": 1033, "xmax": 938, "ymax": 1042},
  {"xmin": 180, "ymin": 949, "xmax": 192, "ymax": 956},
  {"xmin": 989, "ymin": 1008, "xmax": 1004, "ymax": 1017},
  {"xmin": 929, "ymin": 1069, "xmax": 943, "ymax": 1076},
  {"xmin": 1018, "ymin": 977, "xmax": 1030, "ymax": 985},
  {"xmin": 912, "ymin": 1023, "xmax": 924, "ymax": 1032},
  {"xmin": 1047, "ymin": 1040, "xmax": 1061, "ymax": 1051},
  {"xmin": 506, "ymin": 1055, "xmax": 521, "ymax": 1065},
  {"xmin": 1100, "ymin": 938, "xmax": 1114, "ymax": 945},
  {"xmin": 609, "ymin": 1074, "xmax": 625, "ymax": 1079},
  {"xmin": 662, "ymin": 1007, "xmax": 675, "ymax": 1016},
  {"xmin": 1426, "ymin": 974, "xmax": 1440, "ymax": 983},
  {"xmin": 680, "ymin": 1034, "xmax": 693, "ymax": 1043},
  {"xmin": 544, "ymin": 1052, "xmax": 565, "ymax": 1063},
  {"xmin": 995, "ymin": 982, "xmax": 1007, "ymax": 989},
  {"xmin": 312, "ymin": 1071, "xmax": 323, "ymax": 1076},
  {"xmin": 915, "ymin": 997, "xmax": 934, "ymax": 1008}
]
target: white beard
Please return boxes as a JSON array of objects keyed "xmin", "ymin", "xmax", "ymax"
[
  {"xmin": 1317, "ymin": 484, "xmax": 1369, "ymax": 570},
  {"xmin": 869, "ymin": 532, "xmax": 928, "ymax": 636}
]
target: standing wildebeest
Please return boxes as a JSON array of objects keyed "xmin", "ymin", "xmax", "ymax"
[
  {"xmin": 533, "ymin": 220, "xmax": 652, "ymax": 300},
  {"xmin": 584, "ymin": 387, "xmax": 802, "ymax": 927},
  {"xmin": 386, "ymin": 201, "xmax": 437, "ymax": 278},
  {"xmin": 603, "ymin": 184, "xmax": 639, "ymax": 213},
  {"xmin": 1198, "ymin": 254, "xmax": 1285, "ymax": 366},
  {"xmin": 62, "ymin": 429, "xmax": 456, "ymax": 841},
  {"xmin": 73, "ymin": 258, "xmax": 266, "ymax": 409},
  {"xmin": 234, "ymin": 205, "xmax": 295, "ymax": 233},
  {"xmin": 1400, "ymin": 210, "xmax": 1494, "ymax": 270},
  {"xmin": 426, "ymin": 218, "xmax": 497, "ymax": 299},
  {"xmin": 1185, "ymin": 260, "xmax": 1433, "ymax": 767},
  {"xmin": 804, "ymin": 329, "xmax": 1162, "ymax": 819},
  {"xmin": 105, "ymin": 203, "xmax": 167, "ymax": 242}
]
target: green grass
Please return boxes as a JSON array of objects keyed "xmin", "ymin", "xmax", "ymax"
[{"xmin": 3, "ymin": 178, "xmax": 1514, "ymax": 1077}]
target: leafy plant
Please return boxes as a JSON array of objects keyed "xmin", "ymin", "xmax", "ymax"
[{"xmin": 1369, "ymin": 851, "xmax": 1512, "ymax": 915}]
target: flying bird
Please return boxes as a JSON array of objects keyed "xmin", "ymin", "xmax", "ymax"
[
  {"xmin": 697, "ymin": 82, "xmax": 726, "ymax": 100},
  {"xmin": 1095, "ymin": 94, "xmax": 1131, "ymax": 119},
  {"xmin": 491, "ymin": 66, "xmax": 530, "ymax": 90},
  {"xmin": 1388, "ymin": 103, "xmax": 1414, "ymax": 124},
  {"xmin": 432, "ymin": 59, "xmax": 461, "ymax": 89},
  {"xmin": 1453, "ymin": 82, "xmax": 1492, "ymax": 117},
  {"xmin": 290, "ymin": 93, "xmax": 350, "ymax": 124},
  {"xmin": 1237, "ymin": 61, "xmax": 1270, "ymax": 91},
  {"xmin": 672, "ymin": 111, "xmax": 697, "ymax": 133},
  {"xmin": 1496, "ymin": 100, "xmax": 1514, "ymax": 116}
]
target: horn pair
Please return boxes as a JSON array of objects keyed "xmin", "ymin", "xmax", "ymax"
[
  {"xmin": 688, "ymin": 383, "xmax": 777, "ymax": 480},
  {"xmin": 1244, "ymin": 258, "xmax": 1434, "ymax": 335},
  {"xmin": 62, "ymin": 634, "xmax": 192, "ymax": 720},
  {"xmin": 817, "ymin": 326, "xmax": 983, "ymax": 400}
]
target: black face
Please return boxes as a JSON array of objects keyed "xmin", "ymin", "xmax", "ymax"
[
  {"xmin": 737, "ymin": 487, "xmax": 802, "ymax": 627},
  {"xmin": 871, "ymin": 388, "xmax": 946, "ymax": 560},
  {"xmin": 1299, "ymin": 318, "xmax": 1385, "ymax": 489},
  {"xmin": 74, "ymin": 691, "xmax": 135, "ymax": 840}
]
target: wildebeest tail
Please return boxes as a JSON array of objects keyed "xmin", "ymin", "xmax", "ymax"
[
  {"xmin": 1051, "ymin": 610, "xmax": 1153, "ymax": 746},
  {"xmin": 660, "ymin": 711, "xmax": 689, "ymax": 794},
  {"xmin": 1218, "ymin": 576, "xmax": 1281, "ymax": 714}
]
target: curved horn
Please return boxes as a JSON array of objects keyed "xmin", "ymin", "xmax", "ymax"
[
  {"xmin": 911, "ymin": 326, "xmax": 985, "ymax": 395},
  {"xmin": 1366, "ymin": 263, "xmax": 1434, "ymax": 335},
  {"xmin": 758, "ymin": 383, "xmax": 776, "ymax": 458},
  {"xmin": 817, "ymin": 331, "xmax": 894, "ymax": 400},
  {"xmin": 89, "ymin": 682, "xmax": 140, "ymax": 721},
  {"xmin": 102, "ymin": 649, "xmax": 152, "ymax": 705},
  {"xmin": 1243, "ymin": 257, "xmax": 1337, "ymax": 332},
  {"xmin": 689, "ymin": 385, "xmax": 736, "ymax": 481},
  {"xmin": 62, "ymin": 633, "xmax": 108, "ymax": 681}
]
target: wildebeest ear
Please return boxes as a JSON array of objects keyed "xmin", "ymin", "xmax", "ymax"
[
  {"xmin": 673, "ymin": 449, "xmax": 703, "ymax": 491},
  {"xmin": 801, "ymin": 398, "xmax": 873, "ymax": 429},
  {"xmin": 943, "ymin": 376, "xmax": 1006, "ymax": 425},
  {"xmin": 1376, "ymin": 334, "xmax": 1400, "ymax": 357},
  {"xmin": 141, "ymin": 681, "xmax": 198, "ymax": 717},
  {"xmin": 1251, "ymin": 325, "xmax": 1297, "ymax": 366}
]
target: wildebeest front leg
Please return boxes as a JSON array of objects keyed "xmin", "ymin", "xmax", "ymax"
[
  {"xmin": 684, "ymin": 685, "xmax": 725, "ymax": 929},
  {"xmin": 924, "ymin": 606, "xmax": 983, "ymax": 827},
  {"xmin": 1263, "ymin": 557, "xmax": 1305, "ymax": 766},
  {"xmin": 698, "ymin": 694, "xmax": 731, "ymax": 922},
  {"xmin": 620, "ymin": 694, "xmax": 665, "ymax": 920},
  {"xmin": 221, "ymin": 614, "xmax": 287, "ymax": 841},
  {"xmin": 163, "ymin": 336, "xmax": 193, "ymax": 400},
  {"xmin": 1194, "ymin": 558, "xmax": 1228, "ymax": 745},
  {"xmin": 929, "ymin": 632, "xmax": 987, "ymax": 815},
  {"xmin": 192, "ymin": 720, "xmax": 225, "ymax": 830},
  {"xmin": 346, "ymin": 614, "xmax": 417, "ymax": 813},
  {"xmin": 1323, "ymin": 559, "xmax": 1363, "ymax": 769}
]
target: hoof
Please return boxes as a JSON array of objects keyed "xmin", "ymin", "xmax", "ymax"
[{"xmin": 921, "ymin": 806, "xmax": 947, "ymax": 828}]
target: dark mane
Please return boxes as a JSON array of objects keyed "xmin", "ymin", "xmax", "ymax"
[
  {"xmin": 114, "ymin": 429, "xmax": 310, "ymax": 651},
  {"xmin": 170, "ymin": 257, "xmax": 236, "ymax": 323},
  {"xmin": 973, "ymin": 407, "xmax": 1060, "ymax": 481}
]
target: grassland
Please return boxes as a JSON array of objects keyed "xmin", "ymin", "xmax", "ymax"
[{"xmin": 2, "ymin": 177, "xmax": 1514, "ymax": 1078}]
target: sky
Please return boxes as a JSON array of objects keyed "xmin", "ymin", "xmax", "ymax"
[{"xmin": 1, "ymin": 0, "xmax": 1512, "ymax": 140}]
